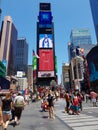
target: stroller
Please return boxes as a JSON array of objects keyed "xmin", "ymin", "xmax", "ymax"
[{"xmin": 41, "ymin": 98, "xmax": 49, "ymax": 111}]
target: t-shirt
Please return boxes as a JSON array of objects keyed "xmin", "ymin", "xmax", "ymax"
[
  {"xmin": 73, "ymin": 96, "xmax": 79, "ymax": 106},
  {"xmin": 2, "ymin": 98, "xmax": 12, "ymax": 111}
]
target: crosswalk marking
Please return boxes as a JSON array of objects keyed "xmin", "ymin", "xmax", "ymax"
[{"xmin": 55, "ymin": 109, "xmax": 98, "ymax": 130}]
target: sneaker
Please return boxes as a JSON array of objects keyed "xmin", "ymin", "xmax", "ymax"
[
  {"xmin": 13, "ymin": 121, "xmax": 17, "ymax": 127},
  {"xmin": 48, "ymin": 116, "xmax": 51, "ymax": 119},
  {"xmin": 52, "ymin": 116, "xmax": 55, "ymax": 119}
]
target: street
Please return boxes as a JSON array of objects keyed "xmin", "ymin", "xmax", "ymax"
[{"xmin": 0, "ymin": 98, "xmax": 98, "ymax": 130}]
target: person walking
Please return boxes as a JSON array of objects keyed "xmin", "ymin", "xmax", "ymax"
[
  {"xmin": 90, "ymin": 90, "xmax": 98, "ymax": 107},
  {"xmin": 2, "ymin": 92, "xmax": 13, "ymax": 130},
  {"xmin": 0, "ymin": 96, "xmax": 3, "ymax": 130},
  {"xmin": 13, "ymin": 91, "xmax": 25, "ymax": 126},
  {"xmin": 47, "ymin": 90, "xmax": 56, "ymax": 119},
  {"xmin": 77, "ymin": 92, "xmax": 83, "ymax": 111},
  {"xmin": 64, "ymin": 90, "xmax": 70, "ymax": 114}
]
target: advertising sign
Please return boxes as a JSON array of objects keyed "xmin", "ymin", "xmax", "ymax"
[
  {"xmin": 39, "ymin": 11, "xmax": 52, "ymax": 24},
  {"xmin": 39, "ymin": 49, "xmax": 54, "ymax": 71},
  {"xmin": 38, "ymin": 71, "xmax": 54, "ymax": 78},
  {"xmin": 0, "ymin": 76, "xmax": 10, "ymax": 90},
  {"xmin": 39, "ymin": 34, "xmax": 53, "ymax": 48}
]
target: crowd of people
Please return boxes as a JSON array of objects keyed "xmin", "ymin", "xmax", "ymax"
[
  {"xmin": 64, "ymin": 90, "xmax": 83, "ymax": 115},
  {"xmin": 0, "ymin": 86, "xmax": 98, "ymax": 129},
  {"xmin": 39, "ymin": 87, "xmax": 98, "ymax": 118}
]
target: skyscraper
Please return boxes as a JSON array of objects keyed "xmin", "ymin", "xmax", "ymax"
[
  {"xmin": 68, "ymin": 28, "xmax": 93, "ymax": 61},
  {"xmin": 35, "ymin": 3, "xmax": 57, "ymax": 86},
  {"xmin": 0, "ymin": 16, "xmax": 18, "ymax": 76},
  {"xmin": 15, "ymin": 38, "xmax": 28, "ymax": 76},
  {"xmin": 89, "ymin": 0, "xmax": 98, "ymax": 43}
]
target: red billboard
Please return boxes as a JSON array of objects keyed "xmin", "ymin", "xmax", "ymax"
[{"xmin": 39, "ymin": 49, "xmax": 54, "ymax": 71}]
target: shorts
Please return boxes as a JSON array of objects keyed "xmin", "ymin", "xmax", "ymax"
[
  {"xmin": 74, "ymin": 106, "xmax": 79, "ymax": 111},
  {"xmin": 2, "ymin": 110, "xmax": 11, "ymax": 115},
  {"xmin": 92, "ymin": 98, "xmax": 96, "ymax": 103}
]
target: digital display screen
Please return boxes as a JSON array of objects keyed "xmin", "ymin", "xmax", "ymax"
[
  {"xmin": 38, "ymin": 28, "xmax": 52, "ymax": 34},
  {"xmin": 39, "ymin": 34, "xmax": 53, "ymax": 48},
  {"xmin": 40, "ymin": 3, "xmax": 51, "ymax": 11},
  {"xmin": 39, "ymin": 12, "xmax": 52, "ymax": 23},
  {"xmin": 38, "ymin": 71, "xmax": 54, "ymax": 78},
  {"xmin": 39, "ymin": 49, "xmax": 54, "ymax": 71}
]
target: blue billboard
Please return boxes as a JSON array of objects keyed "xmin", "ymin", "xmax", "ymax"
[{"xmin": 39, "ymin": 11, "xmax": 52, "ymax": 24}]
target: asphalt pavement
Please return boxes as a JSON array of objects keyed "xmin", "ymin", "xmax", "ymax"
[{"xmin": 0, "ymin": 100, "xmax": 72, "ymax": 130}]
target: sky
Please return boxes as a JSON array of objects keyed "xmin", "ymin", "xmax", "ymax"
[{"xmin": 0, "ymin": 0, "xmax": 97, "ymax": 84}]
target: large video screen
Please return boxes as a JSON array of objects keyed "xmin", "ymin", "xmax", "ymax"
[
  {"xmin": 39, "ymin": 49, "xmax": 54, "ymax": 71},
  {"xmin": 39, "ymin": 12, "xmax": 52, "ymax": 24},
  {"xmin": 39, "ymin": 34, "xmax": 53, "ymax": 48},
  {"xmin": 38, "ymin": 71, "xmax": 54, "ymax": 78}
]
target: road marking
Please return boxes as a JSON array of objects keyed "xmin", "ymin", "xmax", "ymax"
[{"xmin": 55, "ymin": 109, "xmax": 98, "ymax": 130}]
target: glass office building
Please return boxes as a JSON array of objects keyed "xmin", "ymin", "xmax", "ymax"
[
  {"xmin": 70, "ymin": 28, "xmax": 92, "ymax": 46},
  {"xmin": 89, "ymin": 0, "xmax": 98, "ymax": 43},
  {"xmin": 68, "ymin": 28, "xmax": 93, "ymax": 61}
]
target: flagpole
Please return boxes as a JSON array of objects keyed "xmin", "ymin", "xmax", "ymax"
[{"xmin": 32, "ymin": 49, "xmax": 34, "ymax": 93}]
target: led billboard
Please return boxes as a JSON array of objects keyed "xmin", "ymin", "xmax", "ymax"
[
  {"xmin": 39, "ymin": 49, "xmax": 54, "ymax": 71},
  {"xmin": 40, "ymin": 3, "xmax": 51, "ymax": 11},
  {"xmin": 38, "ymin": 71, "xmax": 54, "ymax": 78},
  {"xmin": 39, "ymin": 12, "xmax": 52, "ymax": 24},
  {"xmin": 38, "ymin": 28, "xmax": 52, "ymax": 34},
  {"xmin": 39, "ymin": 34, "xmax": 53, "ymax": 48}
]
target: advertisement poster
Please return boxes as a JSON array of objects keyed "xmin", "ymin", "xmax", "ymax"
[
  {"xmin": 39, "ymin": 34, "xmax": 53, "ymax": 48},
  {"xmin": 39, "ymin": 49, "xmax": 54, "ymax": 71}
]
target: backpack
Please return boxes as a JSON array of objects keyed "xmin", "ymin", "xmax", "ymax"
[{"xmin": 14, "ymin": 97, "xmax": 24, "ymax": 108}]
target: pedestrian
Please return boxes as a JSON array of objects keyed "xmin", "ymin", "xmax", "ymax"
[
  {"xmin": 72, "ymin": 92, "xmax": 79, "ymax": 115},
  {"xmin": 10, "ymin": 92, "xmax": 17, "ymax": 121},
  {"xmin": 0, "ymin": 96, "xmax": 3, "ymax": 130},
  {"xmin": 77, "ymin": 92, "xmax": 83, "ymax": 111},
  {"xmin": 64, "ymin": 90, "xmax": 70, "ymax": 113},
  {"xmin": 13, "ymin": 91, "xmax": 25, "ymax": 126},
  {"xmin": 24, "ymin": 94, "xmax": 29, "ymax": 105},
  {"xmin": 90, "ymin": 90, "xmax": 98, "ymax": 107},
  {"xmin": 2, "ymin": 92, "xmax": 13, "ymax": 130},
  {"xmin": 47, "ymin": 90, "xmax": 56, "ymax": 119}
]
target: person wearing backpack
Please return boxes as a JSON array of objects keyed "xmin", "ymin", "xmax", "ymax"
[{"xmin": 13, "ymin": 91, "xmax": 25, "ymax": 126}]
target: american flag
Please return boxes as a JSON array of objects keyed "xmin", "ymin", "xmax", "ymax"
[{"xmin": 33, "ymin": 50, "xmax": 40, "ymax": 58}]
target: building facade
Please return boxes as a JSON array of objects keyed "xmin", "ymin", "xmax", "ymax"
[
  {"xmin": 68, "ymin": 28, "xmax": 92, "ymax": 61},
  {"xmin": 15, "ymin": 38, "xmax": 28, "ymax": 76},
  {"xmin": 68, "ymin": 28, "xmax": 95, "ymax": 91},
  {"xmin": 27, "ymin": 65, "xmax": 33, "ymax": 90},
  {"xmin": 86, "ymin": 45, "xmax": 98, "ymax": 92},
  {"xmin": 61, "ymin": 63, "xmax": 70, "ymax": 91},
  {"xmin": 35, "ymin": 3, "xmax": 57, "ymax": 87},
  {"xmin": 89, "ymin": 0, "xmax": 98, "ymax": 42},
  {"xmin": 0, "ymin": 16, "xmax": 18, "ymax": 76}
]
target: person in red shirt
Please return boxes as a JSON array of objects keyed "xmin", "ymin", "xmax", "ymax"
[{"xmin": 73, "ymin": 92, "xmax": 79, "ymax": 115}]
